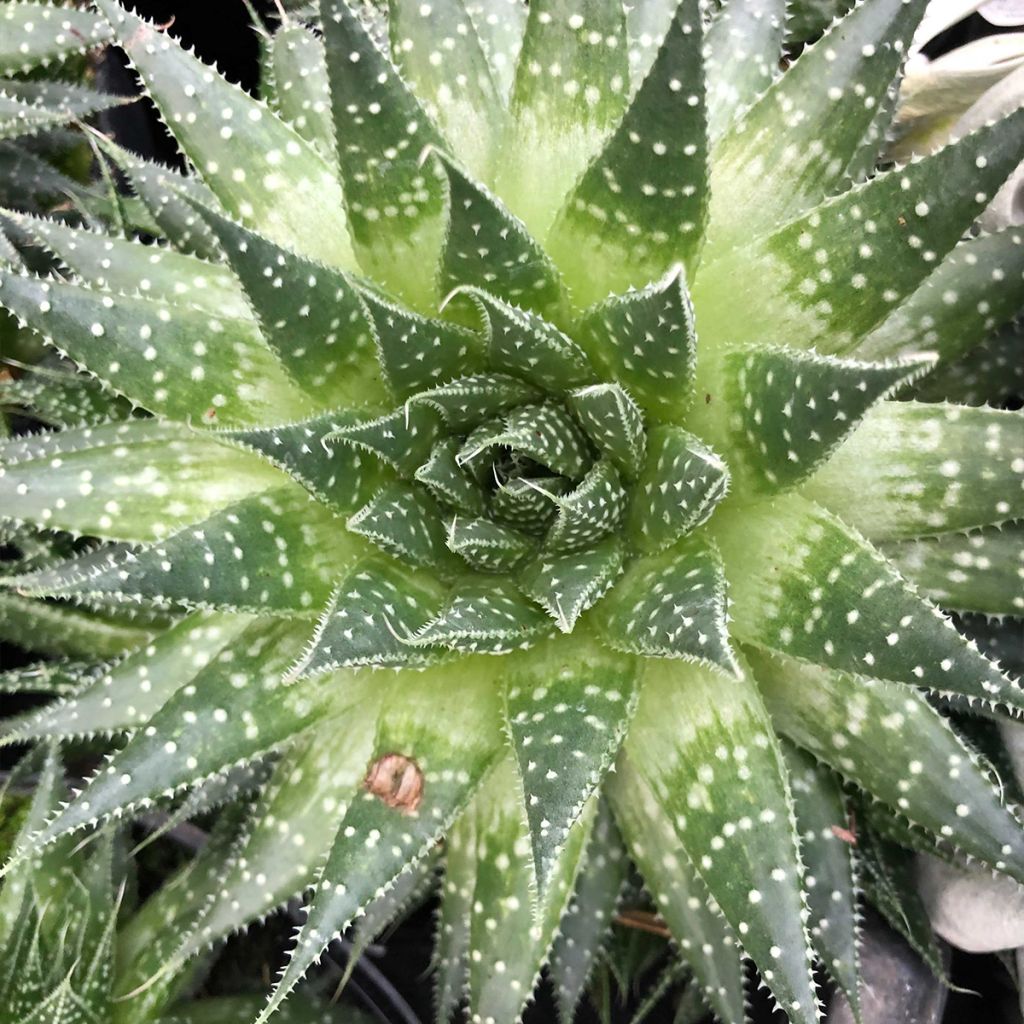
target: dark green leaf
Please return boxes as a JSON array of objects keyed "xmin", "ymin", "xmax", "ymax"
[
  {"xmin": 624, "ymin": 657, "xmax": 819, "ymax": 1024},
  {"xmin": 628, "ymin": 425, "xmax": 729, "ymax": 552},
  {"xmin": 503, "ymin": 632, "xmax": 639, "ymax": 901},
  {"xmin": 723, "ymin": 345, "xmax": 935, "ymax": 491},
  {"xmin": 576, "ymin": 270, "xmax": 696, "ymax": 423},
  {"xmin": 547, "ymin": 0, "xmax": 707, "ymax": 304},
  {"xmin": 720, "ymin": 493, "xmax": 1024, "ymax": 715},
  {"xmin": 518, "ymin": 536, "xmax": 623, "ymax": 633},
  {"xmin": 752, "ymin": 648, "xmax": 1024, "ymax": 885},
  {"xmin": 595, "ymin": 534, "xmax": 738, "ymax": 675},
  {"xmin": 289, "ymin": 557, "xmax": 446, "ymax": 677},
  {"xmin": 321, "ymin": 0, "xmax": 446, "ymax": 307}
]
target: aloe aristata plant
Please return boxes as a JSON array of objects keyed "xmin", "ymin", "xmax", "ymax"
[{"xmin": 0, "ymin": 0, "xmax": 1022, "ymax": 1022}]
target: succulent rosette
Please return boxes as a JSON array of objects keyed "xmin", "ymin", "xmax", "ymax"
[{"xmin": 0, "ymin": 1, "xmax": 1022, "ymax": 1022}]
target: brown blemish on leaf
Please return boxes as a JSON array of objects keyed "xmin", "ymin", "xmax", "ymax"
[{"xmin": 364, "ymin": 752, "xmax": 424, "ymax": 814}]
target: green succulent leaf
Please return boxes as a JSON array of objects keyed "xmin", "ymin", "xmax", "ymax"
[
  {"xmin": 346, "ymin": 481, "xmax": 459, "ymax": 571},
  {"xmin": 596, "ymin": 534, "xmax": 737, "ymax": 675},
  {"xmin": 803, "ymin": 401, "xmax": 1024, "ymax": 539},
  {"xmin": 0, "ymin": 591, "xmax": 156, "ymax": 660},
  {"xmin": 491, "ymin": 474, "xmax": 570, "ymax": 535},
  {"xmin": 414, "ymin": 439, "xmax": 487, "ymax": 514},
  {"xmin": 548, "ymin": 799, "xmax": 628, "ymax": 1024},
  {"xmin": 568, "ymin": 382, "xmax": 646, "ymax": 476},
  {"xmin": 458, "ymin": 401, "xmax": 592, "ymax": 479},
  {"xmin": 434, "ymin": 149, "xmax": 564, "ymax": 311},
  {"xmin": 608, "ymin": 756, "xmax": 746, "ymax": 1024},
  {"xmin": 446, "ymin": 515, "xmax": 536, "ymax": 573},
  {"xmin": 856, "ymin": 826, "xmax": 948, "ymax": 982},
  {"xmin": 502, "ymin": 632, "xmax": 639, "ymax": 901},
  {"xmin": 95, "ymin": 0, "xmax": 357, "ymax": 272},
  {"xmin": 1, "ymin": 611, "xmax": 251, "ymax": 744},
  {"xmin": 912, "ymin": 319, "xmax": 1024, "ymax": 408},
  {"xmin": 3, "ymin": 618, "xmax": 323, "ymax": 869},
  {"xmin": 222, "ymin": 410, "xmax": 387, "ymax": 514},
  {"xmin": 704, "ymin": 0, "xmax": 785, "ymax": 140},
  {"xmin": 723, "ymin": 346, "xmax": 936, "ymax": 491},
  {"xmin": 752, "ymin": 649, "xmax": 1024, "ymax": 885},
  {"xmin": 434, "ymin": 796, "xmax": 476, "ymax": 1024},
  {"xmin": 709, "ymin": 0, "xmax": 927, "ymax": 246},
  {"xmin": 0, "ymin": 418, "xmax": 285, "ymax": 541},
  {"xmin": 882, "ymin": 524, "xmax": 1024, "ymax": 617},
  {"xmin": 139, "ymin": 698, "xmax": 381, "ymax": 983},
  {"xmin": 628, "ymin": 425, "xmax": 729, "ymax": 552},
  {"xmin": 407, "ymin": 373, "xmax": 541, "ymax": 433},
  {"xmin": 699, "ymin": 107, "xmax": 1024, "ymax": 353},
  {"xmin": 186, "ymin": 200, "xmax": 388, "ymax": 409},
  {"xmin": 576, "ymin": 269, "xmax": 696, "ymax": 422},
  {"xmin": 463, "ymin": 0, "xmax": 527, "ymax": 103},
  {"xmin": 542, "ymin": 459, "xmax": 628, "ymax": 554},
  {"xmin": 518, "ymin": 536, "xmax": 624, "ymax": 633},
  {"xmin": 547, "ymin": 0, "xmax": 707, "ymax": 304},
  {"xmin": 289, "ymin": 557, "xmax": 446, "ymax": 677},
  {"xmin": 265, "ymin": 22, "xmax": 334, "ymax": 160},
  {"xmin": 0, "ymin": 268, "xmax": 313, "ymax": 427},
  {"xmin": 91, "ymin": 137, "xmax": 222, "ymax": 261},
  {"xmin": 321, "ymin": 0, "xmax": 445, "ymax": 307},
  {"xmin": 8, "ymin": 484, "xmax": 363, "ymax": 614},
  {"xmin": 498, "ymin": 0, "xmax": 628, "ymax": 237},
  {"xmin": 720, "ymin": 493, "xmax": 1024, "ymax": 715},
  {"xmin": 0, "ymin": 81, "xmax": 120, "ymax": 141},
  {"xmin": 860, "ymin": 227, "xmax": 1024, "ymax": 364},
  {"xmin": 468, "ymin": 287, "xmax": 596, "ymax": 391},
  {"xmin": 330, "ymin": 404, "xmax": 443, "ymax": 477},
  {"xmin": 359, "ymin": 288, "xmax": 485, "ymax": 396},
  {"xmin": 781, "ymin": 742, "xmax": 861, "ymax": 1017},
  {"xmin": 0, "ymin": 2, "xmax": 113, "ymax": 75},
  {"xmin": 4, "ymin": 207, "xmax": 250, "ymax": 321},
  {"xmin": 410, "ymin": 576, "xmax": 552, "ymax": 653},
  {"xmin": 255, "ymin": 658, "xmax": 505, "ymax": 1023},
  {"xmin": 389, "ymin": 0, "xmax": 505, "ymax": 180},
  {"xmin": 625, "ymin": 657, "xmax": 818, "ymax": 1024},
  {"xmin": 452, "ymin": 757, "xmax": 594, "ymax": 1024},
  {"xmin": 0, "ymin": 659, "xmax": 91, "ymax": 697}
]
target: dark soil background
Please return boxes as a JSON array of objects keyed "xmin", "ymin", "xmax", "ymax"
[{"xmin": 1, "ymin": 3, "xmax": 1021, "ymax": 1022}]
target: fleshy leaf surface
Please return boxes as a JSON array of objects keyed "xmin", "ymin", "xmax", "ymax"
[
  {"xmin": 518, "ymin": 537, "xmax": 623, "ymax": 633},
  {"xmin": 752, "ymin": 649, "xmax": 1024, "ymax": 885},
  {"xmin": 596, "ymin": 535, "xmax": 737, "ymax": 675},
  {"xmin": 255, "ymin": 657, "xmax": 505, "ymax": 1022},
  {"xmin": 289, "ymin": 557, "xmax": 446, "ymax": 677},
  {"xmin": 803, "ymin": 401, "xmax": 1024, "ymax": 539},
  {"xmin": 781, "ymin": 741, "xmax": 861, "ymax": 1016},
  {"xmin": 0, "ymin": 418, "xmax": 283, "ymax": 541},
  {"xmin": 434, "ymin": 150, "xmax": 563, "ymax": 312},
  {"xmin": 0, "ymin": 269, "xmax": 312, "ymax": 427},
  {"xmin": 502, "ymin": 632, "xmax": 639, "ymax": 899},
  {"xmin": 547, "ymin": 0, "xmax": 707, "ymax": 304},
  {"xmin": 608, "ymin": 760, "xmax": 746, "ymax": 1024},
  {"xmin": 0, "ymin": 2, "xmax": 113, "ymax": 74},
  {"xmin": 882, "ymin": 524, "xmax": 1024, "ymax": 617},
  {"xmin": 624, "ymin": 657, "xmax": 817, "ymax": 1024},
  {"xmin": 708, "ymin": 0, "xmax": 928, "ymax": 246},
  {"xmin": 9, "ymin": 484, "xmax": 364, "ymax": 614},
  {"xmin": 723, "ymin": 346, "xmax": 935, "ymax": 491},
  {"xmin": 321, "ymin": 0, "xmax": 446, "ymax": 307},
  {"xmin": 718, "ymin": 493, "xmax": 1024, "ymax": 715},
  {"xmin": 95, "ymin": 0, "xmax": 357, "ymax": 271},
  {"xmin": 628, "ymin": 425, "xmax": 729, "ymax": 552},
  {"xmin": 576, "ymin": 270, "xmax": 696, "ymax": 423}
]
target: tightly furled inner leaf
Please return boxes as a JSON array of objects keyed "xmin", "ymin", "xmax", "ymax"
[{"xmin": 0, "ymin": 1, "xmax": 1022, "ymax": 1023}]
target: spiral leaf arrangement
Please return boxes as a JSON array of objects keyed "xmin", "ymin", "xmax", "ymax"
[{"xmin": 0, "ymin": 1, "xmax": 1022, "ymax": 1022}]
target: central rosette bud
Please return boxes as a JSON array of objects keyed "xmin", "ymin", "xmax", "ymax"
[{"xmin": 283, "ymin": 276, "xmax": 737, "ymax": 679}]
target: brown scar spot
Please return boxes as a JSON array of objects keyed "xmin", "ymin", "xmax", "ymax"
[{"xmin": 364, "ymin": 752, "xmax": 424, "ymax": 814}]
